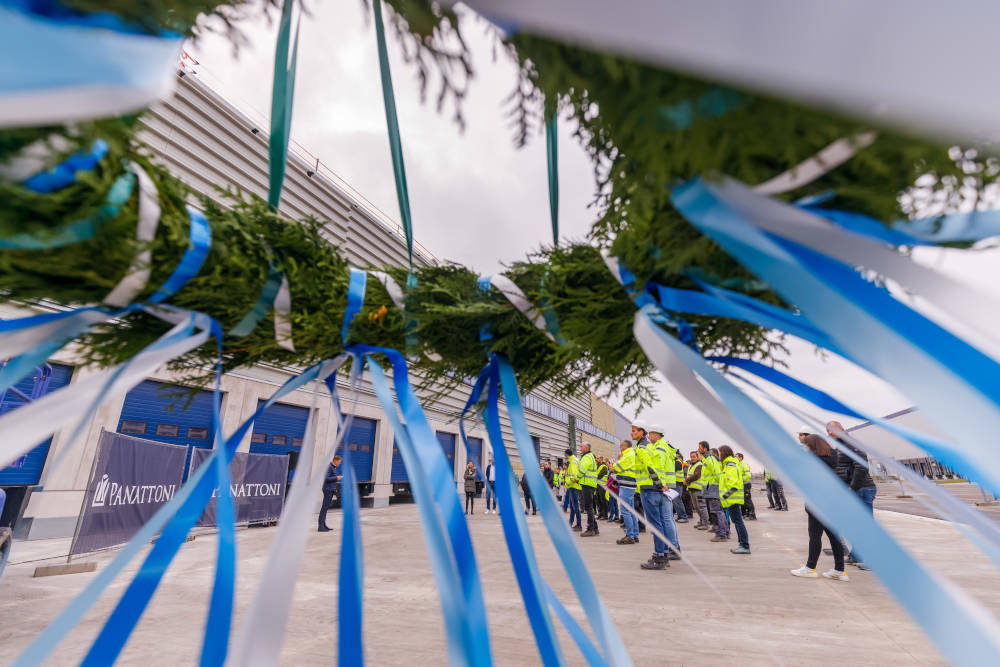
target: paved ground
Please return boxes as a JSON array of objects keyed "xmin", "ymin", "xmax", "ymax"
[{"xmin": 2, "ymin": 487, "xmax": 999, "ymax": 666}]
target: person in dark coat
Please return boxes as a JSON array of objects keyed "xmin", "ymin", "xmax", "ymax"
[
  {"xmin": 464, "ymin": 461, "xmax": 478, "ymax": 514},
  {"xmin": 828, "ymin": 421, "xmax": 876, "ymax": 569},
  {"xmin": 521, "ymin": 472, "xmax": 537, "ymax": 515},
  {"xmin": 319, "ymin": 455, "xmax": 342, "ymax": 533}
]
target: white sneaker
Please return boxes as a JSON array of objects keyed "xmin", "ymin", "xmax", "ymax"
[
  {"xmin": 822, "ymin": 569, "xmax": 849, "ymax": 582},
  {"xmin": 484, "ymin": 509, "xmax": 489, "ymax": 514},
  {"xmin": 491, "ymin": 510, "xmax": 496, "ymax": 514},
  {"xmin": 790, "ymin": 565, "xmax": 818, "ymax": 578}
]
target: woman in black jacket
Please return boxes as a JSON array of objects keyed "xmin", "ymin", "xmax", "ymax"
[
  {"xmin": 790, "ymin": 428, "xmax": 849, "ymax": 582},
  {"xmin": 464, "ymin": 462, "xmax": 478, "ymax": 515}
]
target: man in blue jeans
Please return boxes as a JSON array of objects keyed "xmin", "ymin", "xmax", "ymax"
[
  {"xmin": 829, "ymin": 421, "xmax": 876, "ymax": 570},
  {"xmin": 483, "ymin": 456, "xmax": 497, "ymax": 514},
  {"xmin": 613, "ymin": 440, "xmax": 639, "ymax": 544}
]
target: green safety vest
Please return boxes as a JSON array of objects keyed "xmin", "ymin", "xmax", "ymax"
[
  {"xmin": 721, "ymin": 456, "xmax": 745, "ymax": 508},
  {"xmin": 652, "ymin": 438, "xmax": 676, "ymax": 485},
  {"xmin": 597, "ymin": 463, "xmax": 609, "ymax": 485},
  {"xmin": 579, "ymin": 452, "xmax": 599, "ymax": 488},
  {"xmin": 741, "ymin": 461, "xmax": 751, "ymax": 483},
  {"xmin": 687, "ymin": 460, "xmax": 704, "ymax": 490}
]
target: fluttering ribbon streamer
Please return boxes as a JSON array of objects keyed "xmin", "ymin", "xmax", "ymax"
[
  {"xmin": 631, "ymin": 305, "xmax": 1000, "ymax": 663},
  {"xmin": 79, "ymin": 356, "xmax": 350, "ymax": 666},
  {"xmin": 363, "ymin": 357, "xmax": 491, "ymax": 667},
  {"xmin": 725, "ymin": 368, "xmax": 1000, "ymax": 571},
  {"xmin": 268, "ymin": 0, "xmax": 300, "ymax": 211},
  {"xmin": 671, "ymin": 176, "xmax": 1000, "ymax": 496},
  {"xmin": 0, "ymin": 3, "xmax": 183, "ymax": 127},
  {"xmin": 227, "ymin": 263, "xmax": 283, "ymax": 336},
  {"xmin": 20, "ymin": 139, "xmax": 109, "ymax": 193},
  {"xmin": 368, "ymin": 270, "xmax": 405, "ymax": 311},
  {"xmin": 225, "ymin": 355, "xmax": 356, "ymax": 667},
  {"xmin": 372, "ymin": 0, "xmax": 414, "ymax": 272},
  {"xmin": 460, "ymin": 364, "xmax": 566, "ymax": 667},
  {"xmin": 104, "ymin": 161, "xmax": 162, "ymax": 307},
  {"xmin": 0, "ymin": 170, "xmax": 135, "ymax": 249},
  {"xmin": 493, "ymin": 356, "xmax": 632, "ymax": 666},
  {"xmin": 546, "ymin": 115, "xmax": 559, "ymax": 245},
  {"xmin": 754, "ymin": 132, "xmax": 877, "ymax": 195},
  {"xmin": 711, "ymin": 355, "xmax": 998, "ymax": 496},
  {"xmin": 14, "ymin": 359, "xmax": 344, "ymax": 666},
  {"xmin": 801, "ymin": 206, "xmax": 930, "ymax": 247}
]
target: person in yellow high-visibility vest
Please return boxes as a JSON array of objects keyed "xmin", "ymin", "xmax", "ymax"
[
  {"xmin": 564, "ymin": 448, "xmax": 582, "ymax": 531},
  {"xmin": 720, "ymin": 445, "xmax": 751, "ymax": 554},
  {"xmin": 698, "ymin": 440, "xmax": 727, "ymax": 540},
  {"xmin": 578, "ymin": 443, "xmax": 600, "ymax": 536},
  {"xmin": 736, "ymin": 453, "xmax": 757, "ymax": 520}
]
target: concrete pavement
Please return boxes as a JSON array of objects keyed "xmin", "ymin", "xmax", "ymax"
[{"xmin": 2, "ymin": 488, "xmax": 999, "ymax": 665}]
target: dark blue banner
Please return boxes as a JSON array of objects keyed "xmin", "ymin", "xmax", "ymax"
[
  {"xmin": 71, "ymin": 430, "xmax": 187, "ymax": 556},
  {"xmin": 190, "ymin": 448, "xmax": 288, "ymax": 526}
]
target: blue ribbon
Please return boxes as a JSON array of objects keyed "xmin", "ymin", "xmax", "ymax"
[
  {"xmin": 149, "ymin": 206, "xmax": 212, "ymax": 303},
  {"xmin": 637, "ymin": 306, "xmax": 1000, "ymax": 663},
  {"xmin": 22, "ymin": 139, "xmax": 109, "ymax": 193},
  {"xmin": 326, "ymin": 367, "xmax": 365, "ymax": 666},
  {"xmin": 461, "ymin": 362, "xmax": 564, "ymax": 667},
  {"xmin": 494, "ymin": 357, "xmax": 631, "ymax": 666},
  {"xmin": 4, "ymin": 0, "xmax": 181, "ymax": 36},
  {"xmin": 342, "ymin": 268, "xmax": 368, "ymax": 344},
  {"xmin": 79, "ymin": 359, "xmax": 338, "ymax": 665},
  {"xmin": 0, "ymin": 170, "xmax": 134, "ymax": 250},
  {"xmin": 542, "ymin": 583, "xmax": 607, "ymax": 667},
  {"xmin": 802, "ymin": 207, "xmax": 930, "ymax": 247},
  {"xmin": 712, "ymin": 355, "xmax": 998, "ymax": 498},
  {"xmin": 364, "ymin": 359, "xmax": 484, "ymax": 666}
]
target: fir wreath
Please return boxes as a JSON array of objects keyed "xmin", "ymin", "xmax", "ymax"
[{"xmin": 0, "ymin": 0, "xmax": 995, "ymax": 408}]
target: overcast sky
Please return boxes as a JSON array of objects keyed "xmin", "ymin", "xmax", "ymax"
[{"xmin": 185, "ymin": 2, "xmax": 1000, "ymax": 468}]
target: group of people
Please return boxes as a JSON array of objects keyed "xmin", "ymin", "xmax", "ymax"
[{"xmin": 322, "ymin": 418, "xmax": 876, "ymax": 585}]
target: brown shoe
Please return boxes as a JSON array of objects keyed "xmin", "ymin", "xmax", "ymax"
[
  {"xmin": 616, "ymin": 536, "xmax": 635, "ymax": 545},
  {"xmin": 572, "ymin": 525, "xmax": 582, "ymax": 532}
]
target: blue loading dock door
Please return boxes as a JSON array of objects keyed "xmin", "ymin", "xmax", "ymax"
[
  {"xmin": 436, "ymin": 432, "xmax": 456, "ymax": 480},
  {"xmin": 117, "ymin": 379, "xmax": 217, "ymax": 480},
  {"xmin": 0, "ymin": 363, "xmax": 74, "ymax": 485},
  {"xmin": 338, "ymin": 416, "xmax": 376, "ymax": 482}
]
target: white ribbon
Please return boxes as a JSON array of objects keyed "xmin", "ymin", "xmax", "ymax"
[
  {"xmin": 705, "ymin": 176, "xmax": 1000, "ymax": 353},
  {"xmin": 273, "ymin": 274, "xmax": 295, "ymax": 351},
  {"xmin": 0, "ymin": 310, "xmax": 212, "ymax": 467},
  {"xmin": 0, "ymin": 134, "xmax": 74, "ymax": 182},
  {"xmin": 104, "ymin": 161, "xmax": 161, "ymax": 307},
  {"xmin": 754, "ymin": 132, "xmax": 877, "ymax": 194},
  {"xmin": 227, "ymin": 355, "xmax": 354, "ymax": 667},
  {"xmin": 487, "ymin": 274, "xmax": 555, "ymax": 343},
  {"xmin": 367, "ymin": 270, "xmax": 406, "ymax": 311}
]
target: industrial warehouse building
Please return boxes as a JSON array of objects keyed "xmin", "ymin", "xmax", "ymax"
[{"xmin": 0, "ymin": 72, "xmax": 618, "ymax": 541}]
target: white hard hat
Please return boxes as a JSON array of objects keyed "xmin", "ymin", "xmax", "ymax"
[
  {"xmin": 798, "ymin": 425, "xmax": 811, "ymax": 434},
  {"xmin": 648, "ymin": 424, "xmax": 665, "ymax": 435},
  {"xmin": 631, "ymin": 420, "xmax": 649, "ymax": 431}
]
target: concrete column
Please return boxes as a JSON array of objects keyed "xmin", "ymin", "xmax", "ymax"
[{"xmin": 370, "ymin": 414, "xmax": 394, "ymax": 509}]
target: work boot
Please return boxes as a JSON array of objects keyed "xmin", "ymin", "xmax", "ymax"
[
  {"xmin": 695, "ymin": 524, "xmax": 709, "ymax": 531},
  {"xmin": 667, "ymin": 551, "xmax": 681, "ymax": 561},
  {"xmin": 572, "ymin": 525, "xmax": 582, "ymax": 532},
  {"xmin": 616, "ymin": 536, "xmax": 635, "ymax": 545},
  {"xmin": 640, "ymin": 555, "xmax": 666, "ymax": 570},
  {"xmin": 318, "ymin": 526, "xmax": 332, "ymax": 532},
  {"xmin": 710, "ymin": 536, "xmax": 727, "ymax": 542},
  {"xmin": 676, "ymin": 518, "xmax": 689, "ymax": 523},
  {"xmin": 580, "ymin": 529, "xmax": 597, "ymax": 537}
]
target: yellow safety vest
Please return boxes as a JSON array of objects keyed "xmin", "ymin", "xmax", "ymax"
[
  {"xmin": 566, "ymin": 455, "xmax": 582, "ymax": 490},
  {"xmin": 687, "ymin": 460, "xmax": 704, "ymax": 491},
  {"xmin": 579, "ymin": 452, "xmax": 598, "ymax": 488},
  {"xmin": 613, "ymin": 446, "xmax": 637, "ymax": 488},
  {"xmin": 741, "ymin": 461, "xmax": 751, "ymax": 483},
  {"xmin": 721, "ymin": 456, "xmax": 745, "ymax": 508},
  {"xmin": 652, "ymin": 438, "xmax": 676, "ymax": 486}
]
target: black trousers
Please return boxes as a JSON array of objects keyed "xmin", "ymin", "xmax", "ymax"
[
  {"xmin": 596, "ymin": 490, "xmax": 608, "ymax": 518},
  {"xmin": 806, "ymin": 510, "xmax": 844, "ymax": 570},
  {"xmin": 742, "ymin": 483, "xmax": 756, "ymax": 517},
  {"xmin": 766, "ymin": 480, "xmax": 776, "ymax": 508},
  {"xmin": 319, "ymin": 489, "xmax": 335, "ymax": 529},
  {"xmin": 465, "ymin": 491, "xmax": 475, "ymax": 513},
  {"xmin": 581, "ymin": 485, "xmax": 598, "ymax": 531}
]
